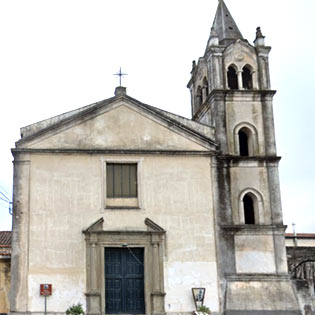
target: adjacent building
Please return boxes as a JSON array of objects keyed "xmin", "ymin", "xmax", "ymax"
[
  {"xmin": 0, "ymin": 231, "xmax": 11, "ymax": 314},
  {"xmin": 286, "ymin": 234, "xmax": 315, "ymax": 314}
]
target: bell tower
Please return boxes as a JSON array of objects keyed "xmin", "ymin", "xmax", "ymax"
[{"xmin": 188, "ymin": 1, "xmax": 302, "ymax": 314}]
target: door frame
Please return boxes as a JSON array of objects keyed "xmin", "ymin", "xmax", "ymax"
[
  {"xmin": 83, "ymin": 218, "xmax": 166, "ymax": 315},
  {"xmin": 104, "ymin": 246, "xmax": 146, "ymax": 315}
]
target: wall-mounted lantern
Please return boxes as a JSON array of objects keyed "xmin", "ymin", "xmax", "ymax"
[{"xmin": 192, "ymin": 287, "xmax": 205, "ymax": 309}]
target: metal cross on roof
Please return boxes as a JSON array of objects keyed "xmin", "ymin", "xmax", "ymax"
[{"xmin": 114, "ymin": 67, "xmax": 128, "ymax": 86}]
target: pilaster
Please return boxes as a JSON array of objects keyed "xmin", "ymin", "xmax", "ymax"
[
  {"xmin": 206, "ymin": 47, "xmax": 225, "ymax": 91},
  {"xmin": 256, "ymin": 46, "xmax": 272, "ymax": 90},
  {"xmin": 261, "ymin": 91, "xmax": 277, "ymax": 156},
  {"xmin": 211, "ymin": 156, "xmax": 236, "ymax": 313},
  {"xmin": 209, "ymin": 90, "xmax": 229, "ymax": 154},
  {"xmin": 10, "ymin": 152, "xmax": 31, "ymax": 313},
  {"xmin": 151, "ymin": 235, "xmax": 165, "ymax": 315}
]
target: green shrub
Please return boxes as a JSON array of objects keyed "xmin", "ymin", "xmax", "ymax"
[
  {"xmin": 66, "ymin": 303, "xmax": 84, "ymax": 315},
  {"xmin": 197, "ymin": 305, "xmax": 211, "ymax": 314}
]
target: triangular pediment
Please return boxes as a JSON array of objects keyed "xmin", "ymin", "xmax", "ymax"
[
  {"xmin": 224, "ymin": 39, "xmax": 256, "ymax": 56},
  {"xmin": 144, "ymin": 218, "xmax": 165, "ymax": 232},
  {"xmin": 17, "ymin": 97, "xmax": 215, "ymax": 152},
  {"xmin": 83, "ymin": 218, "xmax": 104, "ymax": 233},
  {"xmin": 223, "ymin": 39, "xmax": 258, "ymax": 71}
]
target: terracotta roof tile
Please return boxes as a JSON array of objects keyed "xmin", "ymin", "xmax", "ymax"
[
  {"xmin": 0, "ymin": 231, "xmax": 11, "ymax": 246},
  {"xmin": 0, "ymin": 248, "xmax": 11, "ymax": 256},
  {"xmin": 0, "ymin": 231, "xmax": 11, "ymax": 257},
  {"xmin": 285, "ymin": 233, "xmax": 315, "ymax": 238}
]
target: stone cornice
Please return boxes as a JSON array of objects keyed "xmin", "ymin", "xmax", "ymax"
[
  {"xmin": 225, "ymin": 273, "xmax": 291, "ymax": 281},
  {"xmin": 85, "ymin": 230, "xmax": 165, "ymax": 235},
  {"xmin": 192, "ymin": 89, "xmax": 277, "ymax": 121},
  {"xmin": 216, "ymin": 155, "xmax": 281, "ymax": 163},
  {"xmin": 208, "ymin": 89, "xmax": 277, "ymax": 103},
  {"xmin": 11, "ymin": 148, "xmax": 215, "ymax": 157},
  {"xmin": 221, "ymin": 224, "xmax": 287, "ymax": 235}
]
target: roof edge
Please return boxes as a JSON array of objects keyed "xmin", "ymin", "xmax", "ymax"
[{"xmin": 16, "ymin": 94, "xmax": 218, "ymax": 150}]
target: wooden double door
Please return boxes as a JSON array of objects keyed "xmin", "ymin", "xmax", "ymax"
[{"xmin": 105, "ymin": 247, "xmax": 145, "ymax": 314}]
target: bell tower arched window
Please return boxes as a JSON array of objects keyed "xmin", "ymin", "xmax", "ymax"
[
  {"xmin": 243, "ymin": 194, "xmax": 255, "ymax": 224},
  {"xmin": 238, "ymin": 128, "xmax": 250, "ymax": 156},
  {"xmin": 196, "ymin": 86, "xmax": 202, "ymax": 110},
  {"xmin": 239, "ymin": 189, "xmax": 265, "ymax": 225},
  {"xmin": 242, "ymin": 65, "xmax": 253, "ymax": 90},
  {"xmin": 202, "ymin": 77, "xmax": 209, "ymax": 102},
  {"xmin": 227, "ymin": 66, "xmax": 238, "ymax": 90},
  {"xmin": 234, "ymin": 123, "xmax": 259, "ymax": 156}
]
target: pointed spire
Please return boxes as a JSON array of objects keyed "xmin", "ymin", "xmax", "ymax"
[{"xmin": 211, "ymin": 0, "xmax": 243, "ymax": 45}]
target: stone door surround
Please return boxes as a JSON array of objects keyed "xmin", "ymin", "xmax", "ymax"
[{"xmin": 83, "ymin": 218, "xmax": 166, "ymax": 315}]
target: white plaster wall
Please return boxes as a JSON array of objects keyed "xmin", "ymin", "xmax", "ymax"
[
  {"xmin": 28, "ymin": 274, "xmax": 86, "ymax": 312},
  {"xmin": 235, "ymin": 234, "xmax": 276, "ymax": 273},
  {"xmin": 27, "ymin": 154, "xmax": 219, "ymax": 313},
  {"xmin": 165, "ymin": 262, "xmax": 219, "ymax": 313}
]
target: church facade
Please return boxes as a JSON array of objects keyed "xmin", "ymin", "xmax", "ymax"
[{"xmin": 10, "ymin": 1, "xmax": 302, "ymax": 315}]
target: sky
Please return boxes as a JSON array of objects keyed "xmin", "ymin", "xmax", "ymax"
[{"xmin": 0, "ymin": 0, "xmax": 314, "ymax": 233}]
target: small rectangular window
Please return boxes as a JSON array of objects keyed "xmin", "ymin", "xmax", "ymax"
[{"xmin": 106, "ymin": 163, "xmax": 137, "ymax": 198}]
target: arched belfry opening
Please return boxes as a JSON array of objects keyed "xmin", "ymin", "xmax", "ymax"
[
  {"xmin": 196, "ymin": 86, "xmax": 202, "ymax": 110},
  {"xmin": 227, "ymin": 66, "xmax": 238, "ymax": 90},
  {"xmin": 202, "ymin": 77, "xmax": 209, "ymax": 102},
  {"xmin": 238, "ymin": 128, "xmax": 250, "ymax": 156},
  {"xmin": 242, "ymin": 65, "xmax": 253, "ymax": 90},
  {"xmin": 243, "ymin": 194, "xmax": 255, "ymax": 224}
]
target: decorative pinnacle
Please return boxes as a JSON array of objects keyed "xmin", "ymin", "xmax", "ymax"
[
  {"xmin": 254, "ymin": 26, "xmax": 265, "ymax": 47},
  {"xmin": 255, "ymin": 27, "xmax": 264, "ymax": 39}
]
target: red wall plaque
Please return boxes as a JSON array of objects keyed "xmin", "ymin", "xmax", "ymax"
[{"xmin": 40, "ymin": 284, "xmax": 52, "ymax": 296}]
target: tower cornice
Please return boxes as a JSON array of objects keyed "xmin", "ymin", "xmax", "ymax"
[{"xmin": 192, "ymin": 89, "xmax": 277, "ymax": 121}]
